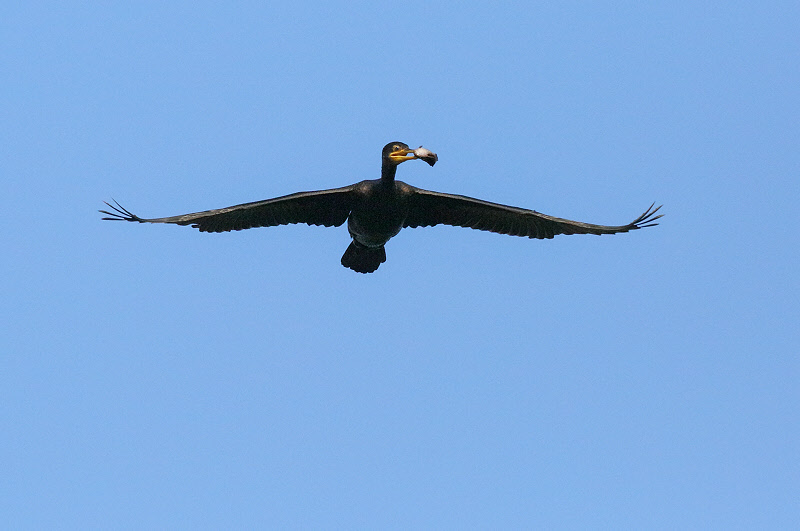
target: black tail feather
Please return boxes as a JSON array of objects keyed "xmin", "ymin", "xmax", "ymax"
[{"xmin": 340, "ymin": 242, "xmax": 386, "ymax": 274}]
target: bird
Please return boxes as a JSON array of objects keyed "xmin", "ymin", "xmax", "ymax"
[{"xmin": 101, "ymin": 141, "xmax": 662, "ymax": 273}]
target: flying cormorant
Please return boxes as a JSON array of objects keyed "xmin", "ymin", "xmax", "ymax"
[{"xmin": 101, "ymin": 142, "xmax": 662, "ymax": 273}]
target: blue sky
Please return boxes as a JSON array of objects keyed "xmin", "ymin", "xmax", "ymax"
[{"xmin": 3, "ymin": 1, "xmax": 798, "ymax": 528}]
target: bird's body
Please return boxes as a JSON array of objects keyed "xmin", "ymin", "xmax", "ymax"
[
  {"xmin": 101, "ymin": 142, "xmax": 662, "ymax": 273},
  {"xmin": 341, "ymin": 178, "xmax": 417, "ymax": 272},
  {"xmin": 348, "ymin": 179, "xmax": 412, "ymax": 248}
]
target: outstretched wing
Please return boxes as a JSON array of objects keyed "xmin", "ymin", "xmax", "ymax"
[
  {"xmin": 403, "ymin": 187, "xmax": 662, "ymax": 239},
  {"xmin": 100, "ymin": 186, "xmax": 356, "ymax": 233}
]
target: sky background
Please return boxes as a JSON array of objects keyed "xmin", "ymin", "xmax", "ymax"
[{"xmin": 3, "ymin": 1, "xmax": 798, "ymax": 528}]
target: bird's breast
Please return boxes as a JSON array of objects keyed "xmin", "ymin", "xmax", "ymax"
[{"xmin": 347, "ymin": 182, "xmax": 410, "ymax": 247}]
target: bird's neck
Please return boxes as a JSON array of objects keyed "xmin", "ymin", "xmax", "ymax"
[{"xmin": 380, "ymin": 163, "xmax": 397, "ymax": 183}]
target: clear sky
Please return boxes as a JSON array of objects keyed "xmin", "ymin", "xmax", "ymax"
[{"xmin": 3, "ymin": 2, "xmax": 798, "ymax": 528}]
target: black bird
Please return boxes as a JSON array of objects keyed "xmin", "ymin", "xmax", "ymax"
[{"xmin": 101, "ymin": 142, "xmax": 662, "ymax": 273}]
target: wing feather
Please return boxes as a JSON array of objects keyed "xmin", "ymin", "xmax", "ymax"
[
  {"xmin": 100, "ymin": 186, "xmax": 355, "ymax": 233},
  {"xmin": 403, "ymin": 187, "xmax": 662, "ymax": 238}
]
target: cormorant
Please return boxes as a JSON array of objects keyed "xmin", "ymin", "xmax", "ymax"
[{"xmin": 101, "ymin": 141, "xmax": 662, "ymax": 273}]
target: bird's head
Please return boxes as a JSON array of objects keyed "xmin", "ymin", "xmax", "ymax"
[{"xmin": 382, "ymin": 142, "xmax": 438, "ymax": 167}]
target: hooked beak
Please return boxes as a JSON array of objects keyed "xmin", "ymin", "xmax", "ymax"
[
  {"xmin": 388, "ymin": 148, "xmax": 416, "ymax": 164},
  {"xmin": 388, "ymin": 146, "xmax": 438, "ymax": 166}
]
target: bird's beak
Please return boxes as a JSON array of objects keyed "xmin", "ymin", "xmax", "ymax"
[{"xmin": 388, "ymin": 148, "xmax": 416, "ymax": 164}]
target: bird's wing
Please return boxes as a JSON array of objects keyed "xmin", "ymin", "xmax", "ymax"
[
  {"xmin": 403, "ymin": 187, "xmax": 662, "ymax": 238},
  {"xmin": 100, "ymin": 186, "xmax": 356, "ymax": 233}
]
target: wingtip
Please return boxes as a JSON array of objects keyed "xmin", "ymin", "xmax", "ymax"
[
  {"xmin": 632, "ymin": 202, "xmax": 664, "ymax": 228},
  {"xmin": 99, "ymin": 199, "xmax": 143, "ymax": 222}
]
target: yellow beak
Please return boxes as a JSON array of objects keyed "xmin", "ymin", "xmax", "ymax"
[{"xmin": 388, "ymin": 148, "xmax": 416, "ymax": 164}]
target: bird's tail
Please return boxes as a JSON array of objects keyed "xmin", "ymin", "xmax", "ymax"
[{"xmin": 340, "ymin": 241, "xmax": 386, "ymax": 274}]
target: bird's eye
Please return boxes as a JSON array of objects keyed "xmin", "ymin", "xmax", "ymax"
[{"xmin": 393, "ymin": 145, "xmax": 400, "ymax": 151}]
